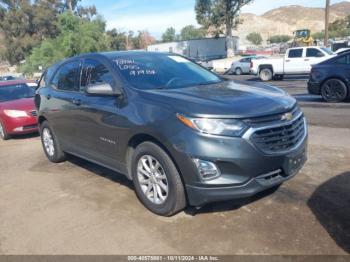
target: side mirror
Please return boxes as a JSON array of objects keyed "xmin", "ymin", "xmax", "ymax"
[
  {"xmin": 316, "ymin": 53, "xmax": 325, "ymax": 57},
  {"xmin": 86, "ymin": 82, "xmax": 121, "ymax": 96}
]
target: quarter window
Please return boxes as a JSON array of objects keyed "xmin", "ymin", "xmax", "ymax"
[
  {"xmin": 288, "ymin": 49, "xmax": 303, "ymax": 58},
  {"xmin": 51, "ymin": 61, "xmax": 80, "ymax": 91},
  {"xmin": 80, "ymin": 59, "xmax": 114, "ymax": 91}
]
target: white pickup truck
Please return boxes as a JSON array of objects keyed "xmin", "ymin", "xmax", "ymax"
[{"xmin": 250, "ymin": 46, "xmax": 335, "ymax": 81}]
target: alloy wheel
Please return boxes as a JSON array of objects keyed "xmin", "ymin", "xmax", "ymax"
[
  {"xmin": 42, "ymin": 128, "xmax": 55, "ymax": 157},
  {"xmin": 260, "ymin": 69, "xmax": 272, "ymax": 81},
  {"xmin": 137, "ymin": 155, "xmax": 169, "ymax": 205},
  {"xmin": 0, "ymin": 122, "xmax": 4, "ymax": 138},
  {"xmin": 322, "ymin": 79, "xmax": 347, "ymax": 102}
]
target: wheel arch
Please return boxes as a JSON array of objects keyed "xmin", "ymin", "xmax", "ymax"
[
  {"xmin": 125, "ymin": 134, "xmax": 185, "ymax": 186},
  {"xmin": 38, "ymin": 115, "xmax": 48, "ymax": 126},
  {"xmin": 258, "ymin": 64, "xmax": 274, "ymax": 74}
]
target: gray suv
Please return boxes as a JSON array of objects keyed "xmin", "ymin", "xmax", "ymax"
[{"xmin": 36, "ymin": 51, "xmax": 307, "ymax": 216}]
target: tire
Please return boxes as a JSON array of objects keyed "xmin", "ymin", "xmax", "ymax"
[
  {"xmin": 321, "ymin": 78, "xmax": 348, "ymax": 103},
  {"xmin": 131, "ymin": 142, "xmax": 186, "ymax": 216},
  {"xmin": 259, "ymin": 68, "xmax": 273, "ymax": 81},
  {"xmin": 0, "ymin": 121, "xmax": 10, "ymax": 140},
  {"xmin": 235, "ymin": 67, "xmax": 243, "ymax": 75},
  {"xmin": 40, "ymin": 121, "xmax": 66, "ymax": 163}
]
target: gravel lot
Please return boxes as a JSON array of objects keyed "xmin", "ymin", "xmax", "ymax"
[{"xmin": 0, "ymin": 76, "xmax": 349, "ymax": 255}]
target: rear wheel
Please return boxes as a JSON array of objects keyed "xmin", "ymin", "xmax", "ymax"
[
  {"xmin": 235, "ymin": 67, "xmax": 243, "ymax": 75},
  {"xmin": 40, "ymin": 121, "xmax": 66, "ymax": 163},
  {"xmin": 321, "ymin": 79, "xmax": 348, "ymax": 103},
  {"xmin": 259, "ymin": 68, "xmax": 273, "ymax": 81},
  {"xmin": 131, "ymin": 142, "xmax": 186, "ymax": 216},
  {"xmin": 0, "ymin": 121, "xmax": 10, "ymax": 140}
]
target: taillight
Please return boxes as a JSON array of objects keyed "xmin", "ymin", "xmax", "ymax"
[{"xmin": 250, "ymin": 61, "xmax": 253, "ymax": 68}]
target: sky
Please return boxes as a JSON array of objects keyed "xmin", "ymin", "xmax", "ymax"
[{"xmin": 81, "ymin": 0, "xmax": 350, "ymax": 39}]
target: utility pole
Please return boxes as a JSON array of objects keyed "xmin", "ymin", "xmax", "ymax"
[{"xmin": 324, "ymin": 0, "xmax": 330, "ymax": 46}]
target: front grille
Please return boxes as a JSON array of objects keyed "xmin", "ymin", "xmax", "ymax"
[
  {"xmin": 244, "ymin": 106, "xmax": 301, "ymax": 127},
  {"xmin": 250, "ymin": 114, "xmax": 306, "ymax": 154},
  {"xmin": 30, "ymin": 110, "xmax": 37, "ymax": 117}
]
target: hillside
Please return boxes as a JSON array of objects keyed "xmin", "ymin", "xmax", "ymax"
[{"xmin": 234, "ymin": 1, "xmax": 350, "ymax": 47}]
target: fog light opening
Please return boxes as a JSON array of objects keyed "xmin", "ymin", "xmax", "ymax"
[
  {"xmin": 13, "ymin": 127, "xmax": 24, "ymax": 132},
  {"xmin": 193, "ymin": 159, "xmax": 221, "ymax": 180}
]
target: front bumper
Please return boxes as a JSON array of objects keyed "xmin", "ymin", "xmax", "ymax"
[
  {"xmin": 186, "ymin": 146, "xmax": 307, "ymax": 206},
  {"xmin": 169, "ymin": 116, "xmax": 308, "ymax": 207},
  {"xmin": 3, "ymin": 115, "xmax": 38, "ymax": 135}
]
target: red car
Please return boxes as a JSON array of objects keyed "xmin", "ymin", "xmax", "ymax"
[{"xmin": 0, "ymin": 80, "xmax": 38, "ymax": 140}]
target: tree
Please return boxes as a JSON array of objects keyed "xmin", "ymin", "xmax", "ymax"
[
  {"xmin": 195, "ymin": 0, "xmax": 253, "ymax": 57},
  {"xmin": 246, "ymin": 32, "xmax": 262, "ymax": 45},
  {"xmin": 268, "ymin": 35, "xmax": 292, "ymax": 44},
  {"xmin": 107, "ymin": 29, "xmax": 127, "ymax": 51},
  {"xmin": 137, "ymin": 30, "xmax": 156, "ymax": 49},
  {"xmin": 312, "ymin": 15, "xmax": 350, "ymax": 40},
  {"xmin": 0, "ymin": 0, "xmax": 97, "ymax": 65},
  {"xmin": 22, "ymin": 12, "xmax": 108, "ymax": 74},
  {"xmin": 162, "ymin": 27, "xmax": 176, "ymax": 42},
  {"xmin": 180, "ymin": 25, "xmax": 206, "ymax": 40}
]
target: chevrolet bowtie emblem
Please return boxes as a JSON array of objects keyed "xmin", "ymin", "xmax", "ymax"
[{"xmin": 281, "ymin": 112, "xmax": 293, "ymax": 121}]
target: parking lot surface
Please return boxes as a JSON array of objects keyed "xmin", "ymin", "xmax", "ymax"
[{"xmin": 0, "ymin": 76, "xmax": 349, "ymax": 255}]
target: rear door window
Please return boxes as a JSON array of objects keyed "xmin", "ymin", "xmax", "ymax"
[
  {"xmin": 288, "ymin": 49, "xmax": 303, "ymax": 58},
  {"xmin": 306, "ymin": 48, "xmax": 324, "ymax": 58},
  {"xmin": 51, "ymin": 61, "xmax": 80, "ymax": 92}
]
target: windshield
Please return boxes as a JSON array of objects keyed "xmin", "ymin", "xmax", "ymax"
[
  {"xmin": 321, "ymin": 47, "xmax": 334, "ymax": 55},
  {"xmin": 113, "ymin": 54, "xmax": 222, "ymax": 90},
  {"xmin": 0, "ymin": 84, "xmax": 35, "ymax": 102}
]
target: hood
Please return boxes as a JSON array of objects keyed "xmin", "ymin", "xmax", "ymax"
[
  {"xmin": 0, "ymin": 97, "xmax": 35, "ymax": 112},
  {"xmin": 141, "ymin": 81, "xmax": 296, "ymax": 118}
]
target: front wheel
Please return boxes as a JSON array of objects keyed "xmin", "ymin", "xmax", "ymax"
[
  {"xmin": 131, "ymin": 142, "xmax": 186, "ymax": 216},
  {"xmin": 321, "ymin": 79, "xmax": 348, "ymax": 103},
  {"xmin": 40, "ymin": 121, "xmax": 66, "ymax": 163},
  {"xmin": 0, "ymin": 121, "xmax": 10, "ymax": 140},
  {"xmin": 259, "ymin": 68, "xmax": 273, "ymax": 81}
]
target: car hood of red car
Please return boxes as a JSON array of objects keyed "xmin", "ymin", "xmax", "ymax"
[{"xmin": 0, "ymin": 97, "xmax": 36, "ymax": 111}]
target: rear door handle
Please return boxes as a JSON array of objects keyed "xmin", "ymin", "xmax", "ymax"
[
  {"xmin": 304, "ymin": 59, "xmax": 310, "ymax": 61},
  {"xmin": 72, "ymin": 98, "xmax": 81, "ymax": 106},
  {"xmin": 285, "ymin": 60, "xmax": 290, "ymax": 62}
]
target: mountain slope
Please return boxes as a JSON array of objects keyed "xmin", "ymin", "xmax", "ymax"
[{"xmin": 234, "ymin": 1, "xmax": 350, "ymax": 46}]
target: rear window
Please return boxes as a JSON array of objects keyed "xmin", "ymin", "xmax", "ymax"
[
  {"xmin": 0, "ymin": 84, "xmax": 35, "ymax": 102},
  {"xmin": 288, "ymin": 49, "xmax": 303, "ymax": 58}
]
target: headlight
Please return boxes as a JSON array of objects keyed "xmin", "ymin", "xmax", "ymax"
[
  {"xmin": 3, "ymin": 110, "xmax": 28, "ymax": 118},
  {"xmin": 176, "ymin": 114, "xmax": 248, "ymax": 137}
]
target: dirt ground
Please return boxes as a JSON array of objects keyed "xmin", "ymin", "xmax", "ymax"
[{"xmin": 0, "ymin": 123, "xmax": 349, "ymax": 255}]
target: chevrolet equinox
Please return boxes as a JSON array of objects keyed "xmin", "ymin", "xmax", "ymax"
[{"xmin": 35, "ymin": 52, "xmax": 308, "ymax": 216}]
